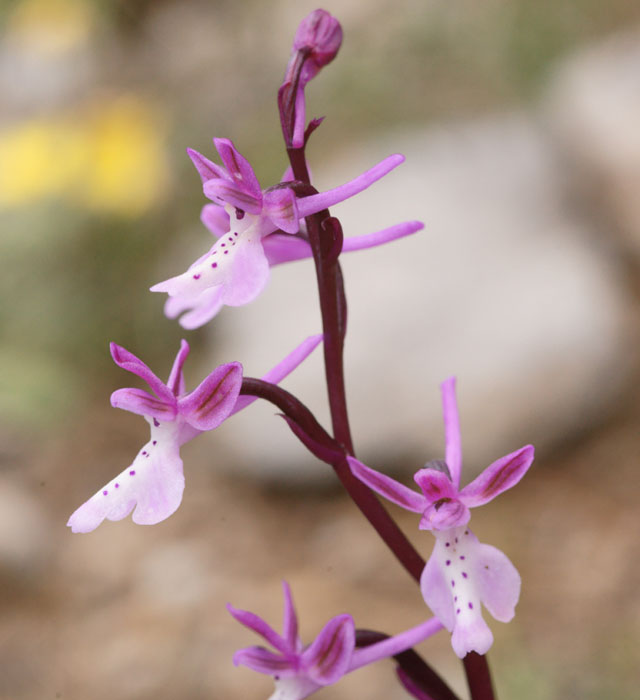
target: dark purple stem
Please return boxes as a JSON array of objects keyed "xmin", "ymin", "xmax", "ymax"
[
  {"xmin": 356, "ymin": 630, "xmax": 461, "ymax": 700},
  {"xmin": 463, "ymin": 653, "xmax": 495, "ymax": 700}
]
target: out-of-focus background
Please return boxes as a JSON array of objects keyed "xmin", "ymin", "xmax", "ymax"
[{"xmin": 1, "ymin": 0, "xmax": 639, "ymax": 698}]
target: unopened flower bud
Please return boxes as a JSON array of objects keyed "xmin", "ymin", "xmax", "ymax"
[{"xmin": 293, "ymin": 9, "xmax": 342, "ymax": 74}]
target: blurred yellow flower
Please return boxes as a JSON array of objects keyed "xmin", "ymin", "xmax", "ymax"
[{"xmin": 0, "ymin": 95, "xmax": 169, "ymax": 216}]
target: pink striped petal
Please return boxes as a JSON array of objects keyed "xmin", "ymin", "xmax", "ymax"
[
  {"xmin": 201, "ymin": 203, "xmax": 230, "ymax": 237},
  {"xmin": 213, "ymin": 138, "xmax": 262, "ymax": 201},
  {"xmin": 109, "ymin": 343, "xmax": 174, "ymax": 403},
  {"xmin": 459, "ymin": 445, "xmax": 534, "ymax": 508},
  {"xmin": 166, "ymin": 339, "xmax": 190, "ymax": 396},
  {"xmin": 186, "ymin": 147, "xmax": 227, "ymax": 183},
  {"xmin": 232, "ymin": 647, "xmax": 297, "ymax": 677},
  {"xmin": 227, "ymin": 604, "xmax": 289, "ymax": 655},
  {"xmin": 204, "ymin": 178, "xmax": 262, "ymax": 214},
  {"xmin": 302, "ymin": 614, "xmax": 354, "ymax": 685},
  {"xmin": 414, "ymin": 468, "xmax": 457, "ymax": 502},
  {"xmin": 296, "ymin": 154, "xmax": 404, "ymax": 219},
  {"xmin": 179, "ymin": 362, "xmax": 242, "ymax": 431},
  {"xmin": 348, "ymin": 457, "xmax": 426, "ymax": 513},
  {"xmin": 110, "ymin": 388, "xmax": 176, "ymax": 421},
  {"xmin": 440, "ymin": 377, "xmax": 462, "ymax": 488},
  {"xmin": 263, "ymin": 187, "xmax": 300, "ymax": 234}
]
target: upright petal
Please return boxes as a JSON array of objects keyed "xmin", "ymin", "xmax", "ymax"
[
  {"xmin": 263, "ymin": 187, "xmax": 300, "ymax": 234},
  {"xmin": 166, "ymin": 339, "xmax": 190, "ymax": 396},
  {"xmin": 414, "ymin": 468, "xmax": 458, "ymax": 502},
  {"xmin": 296, "ymin": 154, "xmax": 404, "ymax": 218},
  {"xmin": 281, "ymin": 581, "xmax": 299, "ymax": 651},
  {"xmin": 204, "ymin": 178, "xmax": 262, "ymax": 215},
  {"xmin": 302, "ymin": 614, "xmax": 354, "ymax": 685},
  {"xmin": 186, "ymin": 147, "xmax": 227, "ymax": 183},
  {"xmin": 67, "ymin": 421, "xmax": 185, "ymax": 532},
  {"xmin": 348, "ymin": 457, "xmax": 426, "ymax": 513},
  {"xmin": 227, "ymin": 604, "xmax": 289, "ymax": 654},
  {"xmin": 459, "ymin": 445, "xmax": 534, "ymax": 508},
  {"xmin": 214, "ymin": 137, "xmax": 262, "ymax": 201},
  {"xmin": 110, "ymin": 343, "xmax": 174, "ymax": 403},
  {"xmin": 473, "ymin": 543, "xmax": 521, "ymax": 623},
  {"xmin": 440, "ymin": 377, "xmax": 462, "ymax": 488},
  {"xmin": 179, "ymin": 362, "xmax": 242, "ymax": 431}
]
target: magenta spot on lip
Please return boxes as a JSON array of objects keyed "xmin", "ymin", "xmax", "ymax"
[
  {"xmin": 224, "ymin": 250, "xmax": 229, "ymax": 255},
  {"xmin": 465, "ymin": 530, "xmax": 469, "ymax": 535},
  {"xmin": 211, "ymin": 262, "xmax": 218, "ymax": 268},
  {"xmin": 454, "ymin": 596, "xmax": 458, "ymax": 602},
  {"xmin": 129, "ymin": 470, "xmax": 136, "ymax": 476},
  {"xmin": 152, "ymin": 441, "xmax": 157, "ymax": 445},
  {"xmin": 451, "ymin": 580, "xmax": 455, "ymax": 587},
  {"xmin": 468, "ymin": 602, "xmax": 473, "ymax": 609},
  {"xmin": 142, "ymin": 451, "xmax": 147, "ymax": 456},
  {"xmin": 455, "ymin": 537, "xmax": 459, "ymax": 543},
  {"xmin": 234, "ymin": 232, "xmax": 239, "ymax": 237},
  {"xmin": 446, "ymin": 560, "xmax": 451, "ymax": 566},
  {"xmin": 456, "ymin": 608, "xmax": 461, "ymax": 615},
  {"xmin": 460, "ymin": 555, "xmax": 465, "ymax": 560},
  {"xmin": 221, "ymin": 243, "xmax": 226, "ymax": 247},
  {"xmin": 228, "ymin": 237, "xmax": 233, "ymax": 242},
  {"xmin": 145, "ymin": 453, "xmax": 150, "ymax": 458},
  {"xmin": 193, "ymin": 274, "xmax": 201, "ymax": 280},
  {"xmin": 445, "ymin": 542, "xmax": 450, "ymax": 547},
  {"xmin": 103, "ymin": 490, "xmax": 108, "ymax": 496},
  {"xmin": 462, "ymin": 572, "xmax": 468, "ymax": 578},
  {"xmin": 153, "ymin": 418, "xmax": 160, "ymax": 427}
]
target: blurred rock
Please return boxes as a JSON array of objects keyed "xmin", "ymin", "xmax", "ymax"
[
  {"xmin": 544, "ymin": 29, "xmax": 640, "ymax": 258},
  {"xmin": 215, "ymin": 113, "xmax": 632, "ymax": 482}
]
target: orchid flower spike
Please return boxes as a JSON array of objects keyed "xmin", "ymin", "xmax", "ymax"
[
  {"xmin": 151, "ymin": 138, "xmax": 421, "ymax": 329},
  {"xmin": 67, "ymin": 335, "xmax": 322, "ymax": 533},
  {"xmin": 348, "ymin": 377, "xmax": 535, "ymax": 658},
  {"xmin": 229, "ymin": 581, "xmax": 355, "ymax": 700}
]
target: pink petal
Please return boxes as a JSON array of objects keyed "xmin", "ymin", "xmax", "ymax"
[
  {"xmin": 110, "ymin": 388, "xmax": 176, "ymax": 421},
  {"xmin": 213, "ymin": 137, "xmax": 262, "ymax": 201},
  {"xmin": 450, "ymin": 616, "xmax": 493, "ymax": 659},
  {"xmin": 301, "ymin": 614, "xmax": 354, "ymax": 685},
  {"xmin": 186, "ymin": 147, "xmax": 227, "ymax": 183},
  {"xmin": 227, "ymin": 604, "xmax": 289, "ymax": 654},
  {"xmin": 341, "ymin": 220, "xmax": 424, "ymax": 253},
  {"xmin": 420, "ymin": 550, "xmax": 455, "ymax": 632},
  {"xmin": 231, "ymin": 334, "xmax": 323, "ymax": 415},
  {"xmin": 296, "ymin": 154, "xmax": 404, "ymax": 219},
  {"xmin": 67, "ymin": 428, "xmax": 184, "ymax": 532},
  {"xmin": 179, "ymin": 362, "xmax": 242, "ymax": 431},
  {"xmin": 232, "ymin": 646, "xmax": 297, "ymax": 677},
  {"xmin": 204, "ymin": 178, "xmax": 262, "ymax": 215},
  {"xmin": 414, "ymin": 468, "xmax": 458, "ymax": 502},
  {"xmin": 473, "ymin": 543, "xmax": 521, "ymax": 623},
  {"xmin": 165, "ymin": 286, "xmax": 225, "ymax": 330},
  {"xmin": 109, "ymin": 343, "xmax": 174, "ymax": 403},
  {"xmin": 166, "ymin": 339, "xmax": 190, "ymax": 396},
  {"xmin": 263, "ymin": 234, "xmax": 312, "ymax": 266},
  {"xmin": 440, "ymin": 377, "xmax": 462, "ymax": 488},
  {"xmin": 263, "ymin": 187, "xmax": 300, "ymax": 234},
  {"xmin": 222, "ymin": 236, "xmax": 270, "ymax": 307},
  {"xmin": 348, "ymin": 457, "xmax": 426, "ymax": 513},
  {"xmin": 418, "ymin": 500, "xmax": 470, "ymax": 531},
  {"xmin": 459, "ymin": 445, "xmax": 534, "ymax": 508},
  {"xmin": 201, "ymin": 203, "xmax": 230, "ymax": 237},
  {"xmin": 281, "ymin": 581, "xmax": 299, "ymax": 650}
]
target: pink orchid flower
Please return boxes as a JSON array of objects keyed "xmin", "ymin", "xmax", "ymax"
[
  {"xmin": 229, "ymin": 581, "xmax": 355, "ymax": 700},
  {"xmin": 67, "ymin": 335, "xmax": 322, "ymax": 533},
  {"xmin": 349, "ymin": 378, "xmax": 534, "ymax": 658},
  {"xmin": 150, "ymin": 138, "xmax": 422, "ymax": 329}
]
